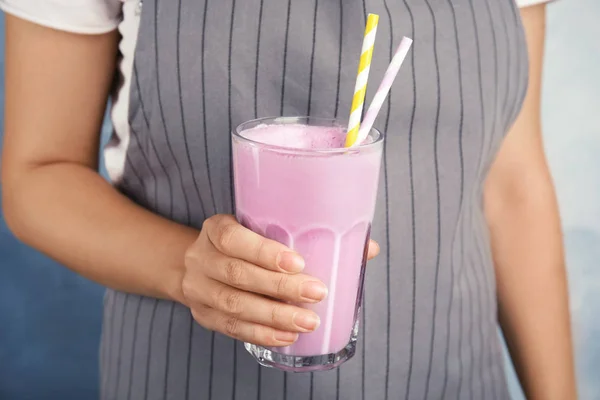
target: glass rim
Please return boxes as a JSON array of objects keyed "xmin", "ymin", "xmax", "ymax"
[{"xmin": 232, "ymin": 116, "xmax": 384, "ymax": 155}]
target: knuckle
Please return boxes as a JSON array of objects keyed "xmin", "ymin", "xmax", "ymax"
[
  {"xmin": 190, "ymin": 305, "xmax": 210, "ymax": 323},
  {"xmin": 203, "ymin": 214, "xmax": 224, "ymax": 231},
  {"xmin": 271, "ymin": 304, "xmax": 283, "ymax": 326},
  {"xmin": 225, "ymin": 292, "xmax": 243, "ymax": 315},
  {"xmin": 180, "ymin": 276, "xmax": 196, "ymax": 301},
  {"xmin": 224, "ymin": 259, "xmax": 245, "ymax": 287},
  {"xmin": 254, "ymin": 239, "xmax": 267, "ymax": 263},
  {"xmin": 216, "ymin": 220, "xmax": 238, "ymax": 250},
  {"xmin": 201, "ymin": 216, "xmax": 214, "ymax": 233},
  {"xmin": 212, "ymin": 285, "xmax": 226, "ymax": 309},
  {"xmin": 223, "ymin": 316, "xmax": 241, "ymax": 337},
  {"xmin": 216, "ymin": 287, "xmax": 243, "ymax": 315},
  {"xmin": 183, "ymin": 246, "xmax": 201, "ymax": 269},
  {"xmin": 274, "ymin": 274, "xmax": 290, "ymax": 298}
]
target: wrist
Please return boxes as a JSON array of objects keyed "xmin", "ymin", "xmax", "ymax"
[
  {"xmin": 163, "ymin": 267, "xmax": 188, "ymax": 305},
  {"xmin": 160, "ymin": 225, "xmax": 200, "ymax": 306}
]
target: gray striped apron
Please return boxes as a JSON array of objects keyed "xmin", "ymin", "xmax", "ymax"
[{"xmin": 100, "ymin": 0, "xmax": 529, "ymax": 398}]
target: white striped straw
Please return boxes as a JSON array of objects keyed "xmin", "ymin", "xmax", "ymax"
[{"xmin": 352, "ymin": 36, "xmax": 413, "ymax": 146}]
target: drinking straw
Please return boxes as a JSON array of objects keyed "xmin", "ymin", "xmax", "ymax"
[
  {"xmin": 352, "ymin": 36, "xmax": 413, "ymax": 146},
  {"xmin": 344, "ymin": 13, "xmax": 380, "ymax": 148}
]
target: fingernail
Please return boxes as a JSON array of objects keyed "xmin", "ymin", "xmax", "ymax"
[
  {"xmin": 293, "ymin": 312, "xmax": 321, "ymax": 332},
  {"xmin": 273, "ymin": 331, "xmax": 299, "ymax": 343},
  {"xmin": 369, "ymin": 240, "xmax": 380, "ymax": 258},
  {"xmin": 278, "ymin": 252, "xmax": 305, "ymax": 273},
  {"xmin": 371, "ymin": 241, "xmax": 380, "ymax": 254},
  {"xmin": 300, "ymin": 281, "xmax": 328, "ymax": 302}
]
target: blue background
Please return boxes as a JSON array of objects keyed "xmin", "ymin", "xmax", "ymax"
[{"xmin": 1, "ymin": 1, "xmax": 599, "ymax": 398}]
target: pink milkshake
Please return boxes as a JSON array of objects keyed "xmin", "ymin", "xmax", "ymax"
[{"xmin": 232, "ymin": 117, "xmax": 383, "ymax": 372}]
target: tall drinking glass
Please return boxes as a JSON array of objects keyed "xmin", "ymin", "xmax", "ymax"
[{"xmin": 232, "ymin": 117, "xmax": 383, "ymax": 372}]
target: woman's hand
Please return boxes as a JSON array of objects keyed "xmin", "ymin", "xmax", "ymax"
[{"xmin": 182, "ymin": 215, "xmax": 379, "ymax": 347}]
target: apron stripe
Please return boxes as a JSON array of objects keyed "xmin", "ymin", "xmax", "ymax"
[{"xmin": 201, "ymin": 0, "xmax": 217, "ymax": 216}]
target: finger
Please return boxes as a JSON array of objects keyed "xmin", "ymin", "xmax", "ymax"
[
  {"xmin": 206, "ymin": 255, "xmax": 328, "ymax": 303},
  {"xmin": 192, "ymin": 305, "xmax": 299, "ymax": 347},
  {"xmin": 204, "ymin": 215, "xmax": 305, "ymax": 273},
  {"xmin": 367, "ymin": 240, "xmax": 380, "ymax": 260},
  {"xmin": 195, "ymin": 278, "xmax": 321, "ymax": 333}
]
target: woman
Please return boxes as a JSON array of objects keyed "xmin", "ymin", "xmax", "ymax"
[{"xmin": 1, "ymin": 0, "xmax": 576, "ymax": 398}]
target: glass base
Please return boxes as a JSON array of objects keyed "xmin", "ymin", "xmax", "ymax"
[{"xmin": 244, "ymin": 340, "xmax": 357, "ymax": 373}]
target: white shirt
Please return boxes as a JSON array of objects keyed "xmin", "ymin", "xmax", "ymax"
[{"xmin": 0, "ymin": 0, "xmax": 554, "ymax": 182}]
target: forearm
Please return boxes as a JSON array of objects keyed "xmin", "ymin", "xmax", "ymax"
[
  {"xmin": 3, "ymin": 163, "xmax": 197, "ymax": 304},
  {"xmin": 2, "ymin": 17, "xmax": 195, "ymax": 305},
  {"xmin": 486, "ymin": 185, "xmax": 576, "ymax": 399}
]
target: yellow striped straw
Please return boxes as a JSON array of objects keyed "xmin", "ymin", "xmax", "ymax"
[{"xmin": 345, "ymin": 13, "xmax": 379, "ymax": 148}]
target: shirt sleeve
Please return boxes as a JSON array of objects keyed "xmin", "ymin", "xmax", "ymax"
[
  {"xmin": 516, "ymin": 0, "xmax": 554, "ymax": 7},
  {"xmin": 0, "ymin": 0, "xmax": 122, "ymax": 34}
]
